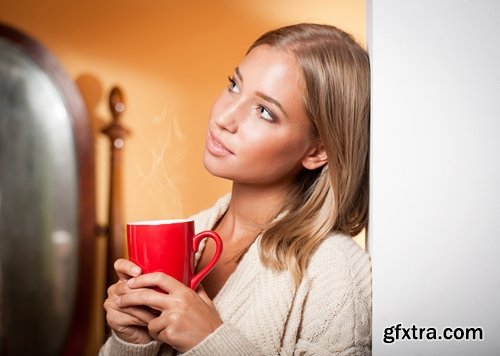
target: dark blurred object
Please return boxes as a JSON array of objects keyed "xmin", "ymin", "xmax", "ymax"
[{"xmin": 0, "ymin": 22, "xmax": 95, "ymax": 356}]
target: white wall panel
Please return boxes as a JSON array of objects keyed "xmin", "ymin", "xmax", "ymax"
[{"xmin": 368, "ymin": 0, "xmax": 500, "ymax": 354}]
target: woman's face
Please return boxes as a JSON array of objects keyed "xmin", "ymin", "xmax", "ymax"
[{"xmin": 203, "ymin": 45, "xmax": 317, "ymax": 188}]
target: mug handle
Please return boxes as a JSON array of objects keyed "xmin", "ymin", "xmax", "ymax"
[{"xmin": 190, "ymin": 230, "xmax": 223, "ymax": 289}]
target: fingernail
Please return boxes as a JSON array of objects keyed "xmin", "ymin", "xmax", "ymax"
[
  {"xmin": 127, "ymin": 278, "xmax": 135, "ymax": 285},
  {"xmin": 131, "ymin": 266, "xmax": 141, "ymax": 276}
]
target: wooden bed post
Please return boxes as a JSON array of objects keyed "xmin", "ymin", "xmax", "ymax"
[{"xmin": 102, "ymin": 86, "xmax": 130, "ymax": 289}]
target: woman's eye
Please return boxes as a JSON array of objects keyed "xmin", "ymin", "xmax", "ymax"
[
  {"xmin": 258, "ymin": 105, "xmax": 275, "ymax": 122},
  {"xmin": 227, "ymin": 76, "xmax": 240, "ymax": 94}
]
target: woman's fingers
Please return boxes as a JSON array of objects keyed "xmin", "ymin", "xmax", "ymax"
[
  {"xmin": 103, "ymin": 262, "xmax": 158, "ymax": 345},
  {"xmin": 113, "ymin": 272, "xmax": 223, "ymax": 352},
  {"xmin": 127, "ymin": 272, "xmax": 186, "ymax": 294},
  {"xmin": 117, "ymin": 285, "xmax": 177, "ymax": 312},
  {"xmin": 104, "ymin": 302, "xmax": 153, "ymax": 345},
  {"xmin": 107, "ymin": 305, "xmax": 156, "ymax": 327},
  {"xmin": 114, "ymin": 258, "xmax": 142, "ymax": 281},
  {"xmin": 110, "ymin": 271, "xmax": 224, "ymax": 352}
]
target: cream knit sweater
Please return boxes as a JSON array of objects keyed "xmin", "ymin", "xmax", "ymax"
[{"xmin": 100, "ymin": 195, "xmax": 372, "ymax": 355}]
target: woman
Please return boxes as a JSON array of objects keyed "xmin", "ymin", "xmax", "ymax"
[{"xmin": 101, "ymin": 23, "xmax": 371, "ymax": 355}]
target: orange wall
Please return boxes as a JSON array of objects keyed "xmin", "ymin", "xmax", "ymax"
[
  {"xmin": 0, "ymin": 0, "xmax": 365, "ymax": 223},
  {"xmin": 0, "ymin": 0, "xmax": 365, "ymax": 353}
]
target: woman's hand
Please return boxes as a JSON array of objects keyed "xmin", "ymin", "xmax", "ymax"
[
  {"xmin": 103, "ymin": 259, "xmax": 158, "ymax": 344},
  {"xmin": 117, "ymin": 272, "xmax": 223, "ymax": 352}
]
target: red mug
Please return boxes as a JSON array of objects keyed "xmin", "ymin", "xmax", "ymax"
[{"xmin": 127, "ymin": 219, "xmax": 223, "ymax": 290}]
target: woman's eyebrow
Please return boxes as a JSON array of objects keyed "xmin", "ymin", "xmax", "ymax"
[
  {"xmin": 235, "ymin": 67, "xmax": 244, "ymax": 82},
  {"xmin": 234, "ymin": 66, "xmax": 288, "ymax": 118},
  {"xmin": 256, "ymin": 92, "xmax": 287, "ymax": 117}
]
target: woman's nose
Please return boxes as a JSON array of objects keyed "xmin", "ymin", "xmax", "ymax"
[{"xmin": 214, "ymin": 99, "xmax": 241, "ymax": 133}]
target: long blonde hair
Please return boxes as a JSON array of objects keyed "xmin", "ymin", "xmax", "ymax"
[{"xmin": 250, "ymin": 24, "xmax": 370, "ymax": 285}]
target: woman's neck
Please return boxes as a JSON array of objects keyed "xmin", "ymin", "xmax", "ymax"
[{"xmin": 218, "ymin": 182, "xmax": 289, "ymax": 243}]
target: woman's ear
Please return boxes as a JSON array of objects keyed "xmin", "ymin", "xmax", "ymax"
[{"xmin": 301, "ymin": 142, "xmax": 328, "ymax": 170}]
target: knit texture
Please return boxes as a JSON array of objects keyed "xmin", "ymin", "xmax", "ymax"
[{"xmin": 100, "ymin": 194, "xmax": 372, "ymax": 355}]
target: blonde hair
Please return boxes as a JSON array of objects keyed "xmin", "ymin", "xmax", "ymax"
[{"xmin": 249, "ymin": 24, "xmax": 370, "ymax": 285}]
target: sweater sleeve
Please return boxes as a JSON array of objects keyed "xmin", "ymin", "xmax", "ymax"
[
  {"xmin": 99, "ymin": 325, "xmax": 262, "ymax": 356},
  {"xmin": 180, "ymin": 323, "xmax": 265, "ymax": 356},
  {"xmin": 98, "ymin": 332, "xmax": 163, "ymax": 356},
  {"xmin": 294, "ymin": 236, "xmax": 372, "ymax": 355}
]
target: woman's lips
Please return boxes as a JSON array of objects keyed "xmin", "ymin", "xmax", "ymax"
[{"xmin": 206, "ymin": 131, "xmax": 234, "ymax": 156}]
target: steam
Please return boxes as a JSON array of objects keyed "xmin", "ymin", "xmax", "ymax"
[{"xmin": 136, "ymin": 103, "xmax": 186, "ymax": 218}]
